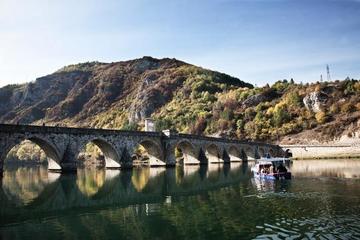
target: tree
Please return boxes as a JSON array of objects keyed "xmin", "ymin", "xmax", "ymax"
[
  {"xmin": 272, "ymin": 105, "xmax": 289, "ymax": 127},
  {"xmin": 190, "ymin": 117, "xmax": 207, "ymax": 135},
  {"xmin": 155, "ymin": 119, "xmax": 173, "ymax": 131},
  {"xmin": 286, "ymin": 92, "xmax": 301, "ymax": 107}
]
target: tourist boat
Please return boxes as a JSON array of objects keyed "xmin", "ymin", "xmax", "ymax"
[{"xmin": 251, "ymin": 155, "xmax": 292, "ymax": 180}]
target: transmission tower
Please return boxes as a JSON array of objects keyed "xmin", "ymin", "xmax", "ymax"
[
  {"xmin": 320, "ymin": 74, "xmax": 323, "ymax": 82},
  {"xmin": 326, "ymin": 64, "xmax": 331, "ymax": 81}
]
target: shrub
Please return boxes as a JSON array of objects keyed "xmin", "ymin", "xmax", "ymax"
[
  {"xmin": 355, "ymin": 102, "xmax": 360, "ymax": 111},
  {"xmin": 244, "ymin": 108, "xmax": 256, "ymax": 121},
  {"xmin": 286, "ymin": 92, "xmax": 301, "ymax": 107},
  {"xmin": 202, "ymin": 91, "xmax": 217, "ymax": 102},
  {"xmin": 217, "ymin": 119, "xmax": 230, "ymax": 131},
  {"xmin": 189, "ymin": 117, "xmax": 207, "ymax": 135},
  {"xmin": 315, "ymin": 111, "xmax": 327, "ymax": 124},
  {"xmin": 354, "ymin": 82, "xmax": 360, "ymax": 92},
  {"xmin": 154, "ymin": 119, "xmax": 173, "ymax": 131},
  {"xmin": 121, "ymin": 121, "xmax": 138, "ymax": 131},
  {"xmin": 236, "ymin": 119, "xmax": 244, "ymax": 130},
  {"xmin": 192, "ymin": 78, "xmax": 221, "ymax": 94},
  {"xmin": 244, "ymin": 121, "xmax": 258, "ymax": 139},
  {"xmin": 220, "ymin": 107, "xmax": 233, "ymax": 121},
  {"xmin": 271, "ymin": 79, "xmax": 291, "ymax": 92},
  {"xmin": 329, "ymin": 103, "xmax": 340, "ymax": 114},
  {"xmin": 340, "ymin": 103, "xmax": 355, "ymax": 113}
]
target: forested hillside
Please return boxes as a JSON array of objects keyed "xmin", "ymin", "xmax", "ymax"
[{"xmin": 1, "ymin": 57, "xmax": 360, "ymax": 145}]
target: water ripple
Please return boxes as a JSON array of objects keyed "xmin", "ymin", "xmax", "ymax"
[{"xmin": 254, "ymin": 214, "xmax": 360, "ymax": 240}]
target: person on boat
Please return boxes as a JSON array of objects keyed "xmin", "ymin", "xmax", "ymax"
[{"xmin": 277, "ymin": 164, "xmax": 287, "ymax": 173}]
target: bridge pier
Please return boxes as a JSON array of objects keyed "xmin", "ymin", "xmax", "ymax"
[
  {"xmin": 60, "ymin": 143, "xmax": 79, "ymax": 173},
  {"xmin": 164, "ymin": 145, "xmax": 176, "ymax": 167},
  {"xmin": 0, "ymin": 159, "xmax": 3, "ymax": 178},
  {"xmin": 59, "ymin": 162, "xmax": 77, "ymax": 173},
  {"xmin": 117, "ymin": 147, "xmax": 133, "ymax": 169}
]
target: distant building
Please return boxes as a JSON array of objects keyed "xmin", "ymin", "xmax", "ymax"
[{"xmin": 144, "ymin": 118, "xmax": 155, "ymax": 132}]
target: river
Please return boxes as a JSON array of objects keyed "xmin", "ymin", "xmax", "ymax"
[{"xmin": 0, "ymin": 159, "xmax": 360, "ymax": 239}]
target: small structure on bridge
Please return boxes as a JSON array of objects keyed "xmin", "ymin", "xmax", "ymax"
[{"xmin": 144, "ymin": 118, "xmax": 155, "ymax": 132}]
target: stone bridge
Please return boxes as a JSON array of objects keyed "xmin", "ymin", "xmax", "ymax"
[{"xmin": 0, "ymin": 124, "xmax": 285, "ymax": 174}]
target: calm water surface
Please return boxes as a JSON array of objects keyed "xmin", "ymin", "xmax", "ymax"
[{"xmin": 1, "ymin": 160, "xmax": 360, "ymax": 240}]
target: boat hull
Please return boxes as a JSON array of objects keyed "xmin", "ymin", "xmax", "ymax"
[{"xmin": 253, "ymin": 172, "xmax": 291, "ymax": 180}]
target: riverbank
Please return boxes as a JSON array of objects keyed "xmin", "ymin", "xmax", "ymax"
[
  {"xmin": 281, "ymin": 144, "xmax": 360, "ymax": 160},
  {"xmin": 291, "ymin": 156, "xmax": 360, "ymax": 160}
]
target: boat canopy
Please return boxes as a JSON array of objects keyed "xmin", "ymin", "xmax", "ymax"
[{"xmin": 257, "ymin": 158, "xmax": 291, "ymax": 165}]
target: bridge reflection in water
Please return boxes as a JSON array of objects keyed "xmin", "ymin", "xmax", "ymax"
[
  {"xmin": 1, "ymin": 160, "xmax": 360, "ymax": 239},
  {"xmin": 0, "ymin": 163, "xmax": 251, "ymax": 225}
]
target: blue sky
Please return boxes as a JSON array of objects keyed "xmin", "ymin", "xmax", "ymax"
[{"xmin": 0, "ymin": 0, "xmax": 359, "ymax": 87}]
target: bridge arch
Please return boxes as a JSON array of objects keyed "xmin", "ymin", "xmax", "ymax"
[
  {"xmin": 175, "ymin": 140, "xmax": 199, "ymax": 165},
  {"xmin": 227, "ymin": 146, "xmax": 242, "ymax": 162},
  {"xmin": 268, "ymin": 148, "xmax": 275, "ymax": 156},
  {"xmin": 244, "ymin": 146, "xmax": 259, "ymax": 160},
  {"xmin": 205, "ymin": 143, "xmax": 222, "ymax": 163},
  {"xmin": 134, "ymin": 139, "xmax": 165, "ymax": 166},
  {"xmin": 77, "ymin": 138, "xmax": 121, "ymax": 169},
  {"xmin": 258, "ymin": 147, "xmax": 266, "ymax": 158},
  {"xmin": 2, "ymin": 135, "xmax": 62, "ymax": 170}
]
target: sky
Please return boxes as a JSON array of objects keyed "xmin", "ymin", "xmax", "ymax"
[{"xmin": 0, "ymin": 0, "xmax": 359, "ymax": 87}]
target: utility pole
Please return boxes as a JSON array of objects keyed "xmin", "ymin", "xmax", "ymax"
[{"xmin": 326, "ymin": 64, "xmax": 331, "ymax": 81}]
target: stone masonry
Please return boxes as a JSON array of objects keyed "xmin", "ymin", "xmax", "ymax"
[{"xmin": 0, "ymin": 124, "xmax": 285, "ymax": 174}]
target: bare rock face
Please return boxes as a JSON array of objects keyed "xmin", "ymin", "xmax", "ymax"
[
  {"xmin": 241, "ymin": 89, "xmax": 279, "ymax": 108},
  {"xmin": 127, "ymin": 57, "xmax": 205, "ymax": 124},
  {"xmin": 303, "ymin": 91, "xmax": 328, "ymax": 113},
  {"xmin": 0, "ymin": 73, "xmax": 79, "ymax": 124},
  {"xmin": 242, "ymin": 94, "xmax": 266, "ymax": 108}
]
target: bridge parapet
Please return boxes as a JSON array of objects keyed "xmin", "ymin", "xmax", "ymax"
[{"xmin": 0, "ymin": 124, "xmax": 163, "ymax": 137}]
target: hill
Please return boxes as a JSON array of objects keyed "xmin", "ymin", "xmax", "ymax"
[
  {"xmin": 0, "ymin": 57, "xmax": 251, "ymax": 127},
  {"xmin": 1, "ymin": 57, "xmax": 360, "ymax": 145}
]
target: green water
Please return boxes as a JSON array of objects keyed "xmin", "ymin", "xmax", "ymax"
[{"xmin": 1, "ymin": 160, "xmax": 360, "ymax": 239}]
